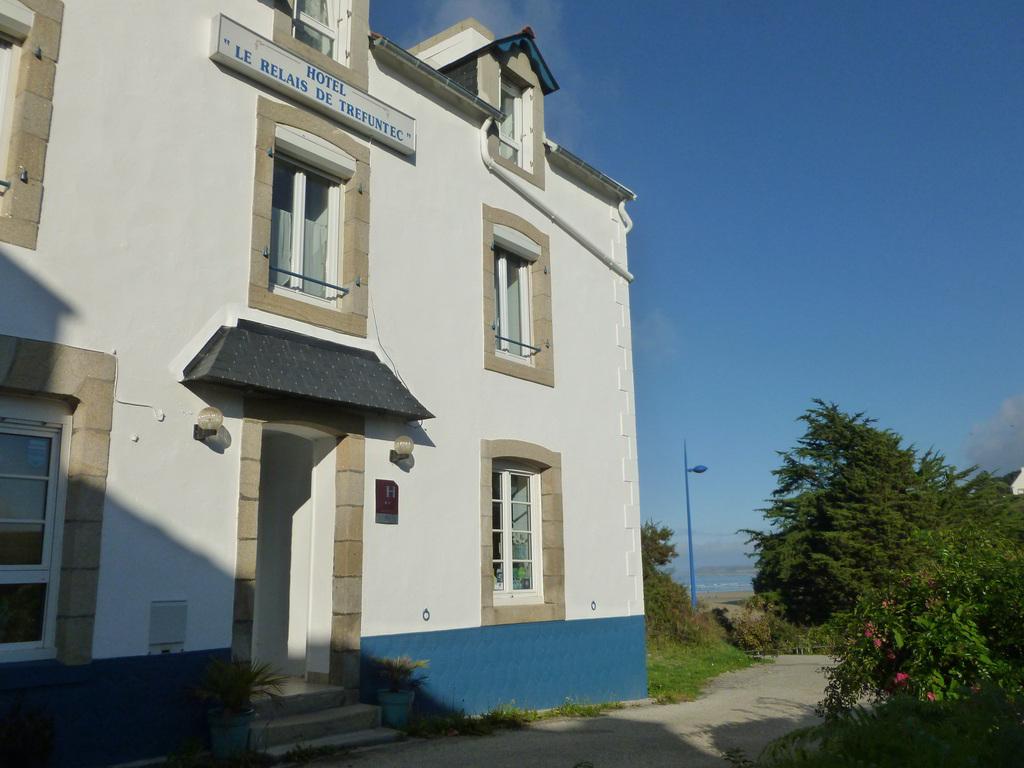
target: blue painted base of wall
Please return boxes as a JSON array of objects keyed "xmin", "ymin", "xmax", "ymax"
[
  {"xmin": 0, "ymin": 648, "xmax": 229, "ymax": 768},
  {"xmin": 0, "ymin": 617, "xmax": 646, "ymax": 765},
  {"xmin": 360, "ymin": 615, "xmax": 648, "ymax": 715}
]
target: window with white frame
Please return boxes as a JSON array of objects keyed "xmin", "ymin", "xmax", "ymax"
[
  {"xmin": 0, "ymin": 32, "xmax": 23, "ymax": 191},
  {"xmin": 0, "ymin": 409, "xmax": 65, "ymax": 655},
  {"xmin": 491, "ymin": 465, "xmax": 542, "ymax": 598},
  {"xmin": 498, "ymin": 79, "xmax": 524, "ymax": 166},
  {"xmin": 493, "ymin": 247, "xmax": 533, "ymax": 359},
  {"xmin": 292, "ymin": 0, "xmax": 350, "ymax": 64},
  {"xmin": 270, "ymin": 154, "xmax": 342, "ymax": 301}
]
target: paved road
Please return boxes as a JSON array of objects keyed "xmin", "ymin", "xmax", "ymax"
[{"xmin": 331, "ymin": 655, "xmax": 828, "ymax": 768}]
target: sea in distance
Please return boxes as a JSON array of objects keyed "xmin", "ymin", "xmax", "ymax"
[{"xmin": 691, "ymin": 565, "xmax": 756, "ymax": 594}]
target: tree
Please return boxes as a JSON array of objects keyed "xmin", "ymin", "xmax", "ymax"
[
  {"xmin": 641, "ymin": 520, "xmax": 678, "ymax": 579},
  {"xmin": 641, "ymin": 521, "xmax": 695, "ymax": 642},
  {"xmin": 745, "ymin": 400, "xmax": 1022, "ymax": 625}
]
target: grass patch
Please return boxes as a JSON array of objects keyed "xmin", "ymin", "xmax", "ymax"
[
  {"xmin": 647, "ymin": 639, "xmax": 757, "ymax": 703},
  {"xmin": 404, "ymin": 699, "xmax": 624, "ymax": 738},
  {"xmin": 542, "ymin": 700, "xmax": 624, "ymax": 719}
]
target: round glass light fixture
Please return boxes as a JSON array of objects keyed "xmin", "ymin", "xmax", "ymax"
[
  {"xmin": 197, "ymin": 407, "xmax": 224, "ymax": 431},
  {"xmin": 194, "ymin": 406, "xmax": 224, "ymax": 441},
  {"xmin": 390, "ymin": 435, "xmax": 414, "ymax": 462}
]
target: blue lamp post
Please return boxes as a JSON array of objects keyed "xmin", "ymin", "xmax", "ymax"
[{"xmin": 683, "ymin": 441, "xmax": 707, "ymax": 611}]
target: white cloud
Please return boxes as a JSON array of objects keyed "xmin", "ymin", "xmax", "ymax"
[
  {"xmin": 966, "ymin": 393, "xmax": 1024, "ymax": 473},
  {"xmin": 409, "ymin": 0, "xmax": 564, "ymax": 51},
  {"xmin": 391, "ymin": 1, "xmax": 593, "ymax": 148}
]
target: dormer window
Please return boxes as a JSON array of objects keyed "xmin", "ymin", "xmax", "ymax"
[
  {"xmin": 293, "ymin": 0, "xmax": 350, "ymax": 64},
  {"xmin": 490, "ymin": 64, "xmax": 538, "ymax": 182},
  {"xmin": 498, "ymin": 79, "xmax": 524, "ymax": 166}
]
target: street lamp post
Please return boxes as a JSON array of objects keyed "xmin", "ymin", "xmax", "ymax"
[{"xmin": 683, "ymin": 441, "xmax": 707, "ymax": 611}]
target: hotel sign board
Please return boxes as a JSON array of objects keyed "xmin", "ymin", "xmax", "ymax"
[
  {"xmin": 375, "ymin": 479, "xmax": 399, "ymax": 525},
  {"xmin": 210, "ymin": 14, "xmax": 416, "ymax": 155}
]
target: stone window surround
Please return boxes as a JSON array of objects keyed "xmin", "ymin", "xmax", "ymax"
[
  {"xmin": 0, "ymin": 0, "xmax": 63, "ymax": 250},
  {"xmin": 480, "ymin": 439, "xmax": 564, "ymax": 626},
  {"xmin": 482, "ymin": 204, "xmax": 554, "ymax": 387},
  {"xmin": 231, "ymin": 398, "xmax": 364, "ymax": 697},
  {"xmin": 272, "ymin": 0, "xmax": 369, "ymax": 93},
  {"xmin": 0, "ymin": 332, "xmax": 114, "ymax": 665},
  {"xmin": 250, "ymin": 96, "xmax": 370, "ymax": 338},
  {"xmin": 478, "ymin": 49, "xmax": 546, "ymax": 190}
]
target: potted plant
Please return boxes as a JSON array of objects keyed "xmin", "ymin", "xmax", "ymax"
[
  {"xmin": 373, "ymin": 656, "xmax": 428, "ymax": 728},
  {"xmin": 195, "ymin": 657, "xmax": 286, "ymax": 759}
]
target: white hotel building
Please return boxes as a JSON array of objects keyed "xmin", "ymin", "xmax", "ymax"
[{"xmin": 0, "ymin": 2, "xmax": 644, "ymax": 763}]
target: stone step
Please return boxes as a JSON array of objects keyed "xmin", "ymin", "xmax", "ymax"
[
  {"xmin": 252, "ymin": 686, "xmax": 349, "ymax": 719},
  {"xmin": 263, "ymin": 727, "xmax": 403, "ymax": 758},
  {"xmin": 249, "ymin": 703, "xmax": 381, "ymax": 749}
]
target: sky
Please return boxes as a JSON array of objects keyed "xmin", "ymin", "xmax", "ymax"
[{"xmin": 370, "ymin": 1, "xmax": 1024, "ymax": 567}]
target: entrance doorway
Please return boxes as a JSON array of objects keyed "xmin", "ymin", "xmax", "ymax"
[{"xmin": 252, "ymin": 425, "xmax": 336, "ymax": 680}]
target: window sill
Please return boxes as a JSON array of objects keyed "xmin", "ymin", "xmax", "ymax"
[
  {"xmin": 495, "ymin": 349, "xmax": 535, "ymax": 367},
  {"xmin": 484, "ymin": 351, "xmax": 554, "ymax": 388},
  {"xmin": 270, "ymin": 283, "xmax": 339, "ymax": 308},
  {"xmin": 488, "ymin": 142, "xmax": 545, "ymax": 191},
  {"xmin": 0, "ymin": 645, "xmax": 57, "ymax": 666},
  {"xmin": 249, "ymin": 282, "xmax": 367, "ymax": 338},
  {"xmin": 484, "ymin": 601, "xmax": 565, "ymax": 626},
  {"xmin": 493, "ymin": 591, "xmax": 544, "ymax": 606}
]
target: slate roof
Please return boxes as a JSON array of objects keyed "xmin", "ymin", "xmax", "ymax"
[
  {"xmin": 183, "ymin": 320, "xmax": 433, "ymax": 421},
  {"xmin": 440, "ymin": 28, "xmax": 560, "ymax": 95}
]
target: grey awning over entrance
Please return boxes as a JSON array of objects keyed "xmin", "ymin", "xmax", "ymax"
[{"xmin": 183, "ymin": 320, "xmax": 433, "ymax": 421}]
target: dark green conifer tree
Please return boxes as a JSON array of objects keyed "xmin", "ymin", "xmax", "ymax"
[{"xmin": 746, "ymin": 400, "xmax": 1022, "ymax": 624}]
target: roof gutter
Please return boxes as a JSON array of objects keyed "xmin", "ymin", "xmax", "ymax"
[
  {"xmin": 479, "ymin": 118, "xmax": 634, "ymax": 282},
  {"xmin": 371, "ymin": 34, "xmax": 503, "ymax": 122},
  {"xmin": 544, "ymin": 138, "xmax": 634, "ymax": 236},
  {"xmin": 543, "ymin": 138, "xmax": 636, "ymax": 207}
]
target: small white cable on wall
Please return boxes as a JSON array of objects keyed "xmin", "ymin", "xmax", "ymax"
[{"xmin": 112, "ymin": 350, "xmax": 165, "ymax": 422}]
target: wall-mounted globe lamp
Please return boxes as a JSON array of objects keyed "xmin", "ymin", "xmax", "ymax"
[{"xmin": 193, "ymin": 406, "xmax": 223, "ymax": 442}]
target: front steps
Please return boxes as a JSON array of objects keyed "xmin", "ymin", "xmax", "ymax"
[{"xmin": 249, "ymin": 679, "xmax": 401, "ymax": 754}]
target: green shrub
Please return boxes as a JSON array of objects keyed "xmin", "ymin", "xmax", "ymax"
[
  {"xmin": 642, "ymin": 521, "xmax": 724, "ymax": 645},
  {"xmin": 727, "ymin": 687, "xmax": 1024, "ymax": 767},
  {"xmin": 715, "ymin": 597, "xmax": 834, "ymax": 655},
  {"xmin": 726, "ymin": 597, "xmax": 796, "ymax": 654},
  {"xmin": 822, "ymin": 527, "xmax": 1024, "ymax": 712}
]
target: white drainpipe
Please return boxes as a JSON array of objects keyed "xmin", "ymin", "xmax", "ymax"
[
  {"xmin": 479, "ymin": 118, "xmax": 634, "ymax": 283},
  {"xmin": 617, "ymin": 199, "xmax": 633, "ymax": 235}
]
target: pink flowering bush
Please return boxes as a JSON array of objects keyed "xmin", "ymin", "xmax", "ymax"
[{"xmin": 821, "ymin": 527, "xmax": 1024, "ymax": 714}]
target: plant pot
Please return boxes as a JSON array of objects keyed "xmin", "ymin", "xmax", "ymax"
[
  {"xmin": 207, "ymin": 708, "xmax": 254, "ymax": 759},
  {"xmin": 377, "ymin": 689, "xmax": 415, "ymax": 728}
]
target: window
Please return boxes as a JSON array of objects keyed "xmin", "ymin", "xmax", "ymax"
[
  {"xmin": 493, "ymin": 247, "xmax": 533, "ymax": 358},
  {"xmin": 0, "ymin": 416, "xmax": 64, "ymax": 654},
  {"xmin": 0, "ymin": 1, "xmax": 58, "ymax": 250},
  {"xmin": 293, "ymin": 0, "xmax": 350, "ymax": 64},
  {"xmin": 491, "ymin": 466, "xmax": 542, "ymax": 598},
  {"xmin": 498, "ymin": 80, "xmax": 523, "ymax": 166},
  {"xmin": 250, "ymin": 102, "xmax": 369, "ymax": 336},
  {"xmin": 0, "ymin": 35, "xmax": 20, "ymax": 190},
  {"xmin": 270, "ymin": 155, "xmax": 342, "ymax": 302},
  {"xmin": 482, "ymin": 207, "xmax": 553, "ymax": 386}
]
